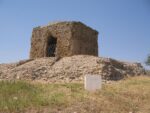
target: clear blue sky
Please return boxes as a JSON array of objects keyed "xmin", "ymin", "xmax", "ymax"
[{"xmin": 0, "ymin": 0, "xmax": 150, "ymax": 67}]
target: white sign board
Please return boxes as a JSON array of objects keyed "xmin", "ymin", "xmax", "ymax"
[{"xmin": 84, "ymin": 75, "xmax": 102, "ymax": 92}]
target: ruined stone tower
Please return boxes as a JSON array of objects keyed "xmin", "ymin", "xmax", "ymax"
[{"xmin": 30, "ymin": 21, "xmax": 98, "ymax": 59}]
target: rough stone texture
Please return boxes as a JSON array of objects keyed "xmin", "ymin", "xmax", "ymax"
[
  {"xmin": 0, "ymin": 55, "xmax": 146, "ymax": 82},
  {"xmin": 30, "ymin": 21, "xmax": 98, "ymax": 59}
]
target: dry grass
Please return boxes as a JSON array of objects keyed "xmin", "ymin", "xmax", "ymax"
[
  {"xmin": 146, "ymin": 70, "xmax": 150, "ymax": 76},
  {"xmin": 0, "ymin": 76, "xmax": 150, "ymax": 113}
]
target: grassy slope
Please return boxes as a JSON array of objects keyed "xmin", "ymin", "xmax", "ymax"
[{"xmin": 0, "ymin": 76, "xmax": 150, "ymax": 113}]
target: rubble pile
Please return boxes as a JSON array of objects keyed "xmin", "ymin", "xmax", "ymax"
[{"xmin": 0, "ymin": 55, "xmax": 145, "ymax": 82}]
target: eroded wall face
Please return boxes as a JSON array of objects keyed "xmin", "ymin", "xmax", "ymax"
[
  {"xmin": 30, "ymin": 23, "xmax": 72, "ymax": 59},
  {"xmin": 30, "ymin": 28, "xmax": 46, "ymax": 59},
  {"xmin": 30, "ymin": 22, "xmax": 98, "ymax": 59},
  {"xmin": 70, "ymin": 23, "xmax": 98, "ymax": 56}
]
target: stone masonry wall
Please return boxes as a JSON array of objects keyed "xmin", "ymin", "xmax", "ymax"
[
  {"xmin": 30, "ymin": 21, "xmax": 98, "ymax": 59},
  {"xmin": 71, "ymin": 22, "xmax": 98, "ymax": 56},
  {"xmin": 30, "ymin": 22, "xmax": 73, "ymax": 58}
]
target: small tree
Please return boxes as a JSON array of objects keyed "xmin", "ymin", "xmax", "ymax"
[{"xmin": 145, "ymin": 55, "xmax": 150, "ymax": 66}]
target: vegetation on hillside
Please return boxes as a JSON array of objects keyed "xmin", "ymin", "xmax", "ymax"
[
  {"xmin": 146, "ymin": 54, "xmax": 150, "ymax": 66},
  {"xmin": 0, "ymin": 76, "xmax": 150, "ymax": 113}
]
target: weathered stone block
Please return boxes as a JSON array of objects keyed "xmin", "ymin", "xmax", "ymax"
[{"xmin": 84, "ymin": 74, "xmax": 102, "ymax": 92}]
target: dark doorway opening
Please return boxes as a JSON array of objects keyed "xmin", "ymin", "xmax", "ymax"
[{"xmin": 46, "ymin": 36, "xmax": 57, "ymax": 57}]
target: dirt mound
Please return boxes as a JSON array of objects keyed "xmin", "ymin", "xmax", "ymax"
[{"xmin": 0, "ymin": 55, "xmax": 145, "ymax": 82}]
